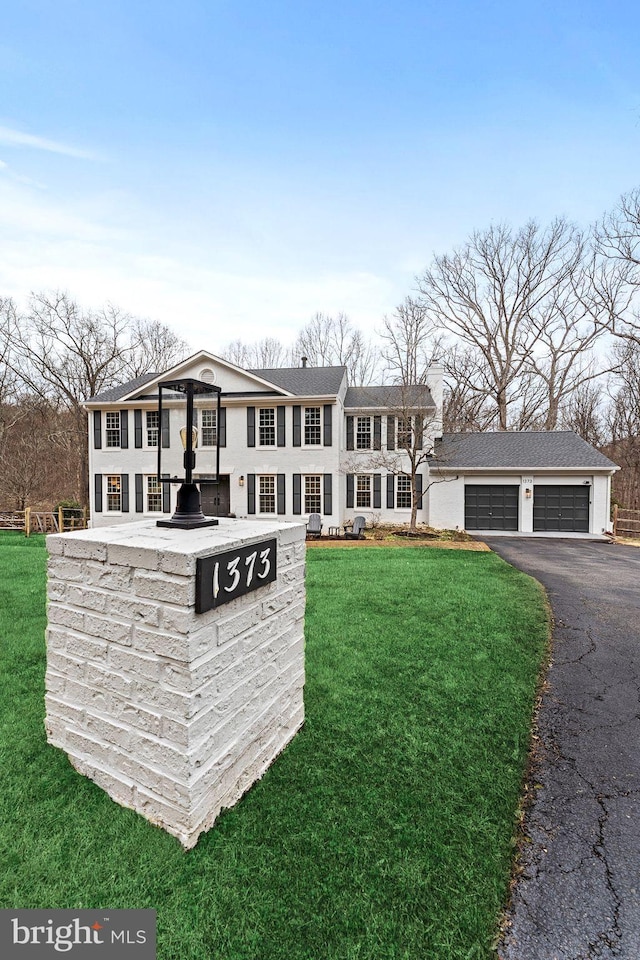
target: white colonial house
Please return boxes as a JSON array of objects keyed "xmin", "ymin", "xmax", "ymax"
[{"xmin": 85, "ymin": 350, "xmax": 618, "ymax": 537}]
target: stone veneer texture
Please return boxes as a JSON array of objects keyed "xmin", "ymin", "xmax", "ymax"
[{"xmin": 44, "ymin": 519, "xmax": 306, "ymax": 848}]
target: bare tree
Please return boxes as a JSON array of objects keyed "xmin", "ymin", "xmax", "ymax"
[
  {"xmin": 379, "ymin": 297, "xmax": 442, "ymax": 386},
  {"xmin": 4, "ymin": 291, "xmax": 187, "ymax": 505},
  {"xmin": 594, "ymin": 188, "xmax": 640, "ymax": 344},
  {"xmin": 560, "ymin": 382, "xmax": 607, "ymax": 448},
  {"xmin": 293, "ymin": 312, "xmax": 379, "ymax": 384},
  {"xmin": 418, "ymin": 218, "xmax": 587, "ymax": 429}
]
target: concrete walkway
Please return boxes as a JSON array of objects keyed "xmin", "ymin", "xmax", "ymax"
[{"xmin": 483, "ymin": 538, "xmax": 640, "ymax": 960}]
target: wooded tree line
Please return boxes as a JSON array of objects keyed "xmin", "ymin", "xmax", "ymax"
[{"xmin": 1, "ymin": 187, "xmax": 640, "ymax": 511}]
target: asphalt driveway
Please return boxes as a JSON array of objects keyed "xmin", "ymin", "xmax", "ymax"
[{"xmin": 482, "ymin": 538, "xmax": 640, "ymax": 960}]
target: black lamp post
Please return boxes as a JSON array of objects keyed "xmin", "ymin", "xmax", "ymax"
[{"xmin": 156, "ymin": 378, "xmax": 222, "ymax": 529}]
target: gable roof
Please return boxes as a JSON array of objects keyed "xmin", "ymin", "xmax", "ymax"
[
  {"xmin": 248, "ymin": 365, "xmax": 347, "ymax": 396},
  {"xmin": 432, "ymin": 431, "xmax": 619, "ymax": 472},
  {"xmin": 88, "ymin": 372, "xmax": 160, "ymax": 403},
  {"xmin": 345, "ymin": 384, "xmax": 435, "ymax": 410}
]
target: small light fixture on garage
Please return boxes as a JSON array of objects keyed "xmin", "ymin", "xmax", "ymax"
[
  {"xmin": 238, "ymin": 475, "xmax": 245, "ymax": 487},
  {"xmin": 525, "ymin": 487, "xmax": 532, "ymax": 499}
]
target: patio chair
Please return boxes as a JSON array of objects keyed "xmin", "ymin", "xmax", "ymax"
[
  {"xmin": 306, "ymin": 513, "xmax": 322, "ymax": 539},
  {"xmin": 345, "ymin": 515, "xmax": 366, "ymax": 540}
]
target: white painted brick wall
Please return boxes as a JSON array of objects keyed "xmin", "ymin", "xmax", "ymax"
[{"xmin": 45, "ymin": 518, "xmax": 306, "ymax": 848}]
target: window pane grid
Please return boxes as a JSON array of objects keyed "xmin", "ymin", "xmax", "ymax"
[
  {"xmin": 146, "ymin": 475, "xmax": 162, "ymax": 512},
  {"xmin": 396, "ymin": 475, "xmax": 412, "ymax": 509},
  {"xmin": 304, "ymin": 475, "xmax": 321, "ymax": 513},
  {"xmin": 146, "ymin": 410, "xmax": 159, "ymax": 447},
  {"xmin": 356, "ymin": 416, "xmax": 371, "ymax": 449},
  {"xmin": 106, "ymin": 475, "xmax": 121, "ymax": 511},
  {"xmin": 356, "ymin": 475, "xmax": 371, "ymax": 508},
  {"xmin": 259, "ymin": 408, "xmax": 275, "ymax": 445},
  {"xmin": 259, "ymin": 475, "xmax": 276, "ymax": 513},
  {"xmin": 201, "ymin": 408, "xmax": 217, "ymax": 446},
  {"xmin": 106, "ymin": 412, "xmax": 120, "ymax": 448},
  {"xmin": 397, "ymin": 417, "xmax": 412, "ymax": 448},
  {"xmin": 304, "ymin": 407, "xmax": 321, "ymax": 445}
]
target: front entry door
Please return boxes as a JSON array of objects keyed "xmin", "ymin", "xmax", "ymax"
[{"xmin": 200, "ymin": 476, "xmax": 231, "ymax": 517}]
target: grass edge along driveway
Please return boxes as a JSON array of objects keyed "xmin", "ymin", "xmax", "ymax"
[{"xmin": 0, "ymin": 534, "xmax": 548, "ymax": 960}]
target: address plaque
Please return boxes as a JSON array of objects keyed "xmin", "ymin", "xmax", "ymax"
[{"xmin": 195, "ymin": 538, "xmax": 277, "ymax": 614}]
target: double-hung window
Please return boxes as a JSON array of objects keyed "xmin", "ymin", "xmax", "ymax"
[
  {"xmin": 396, "ymin": 475, "xmax": 412, "ymax": 509},
  {"xmin": 106, "ymin": 475, "xmax": 121, "ymax": 511},
  {"xmin": 146, "ymin": 410, "xmax": 159, "ymax": 447},
  {"xmin": 356, "ymin": 475, "xmax": 372, "ymax": 508},
  {"xmin": 304, "ymin": 407, "xmax": 321, "ymax": 445},
  {"xmin": 146, "ymin": 475, "xmax": 163, "ymax": 512},
  {"xmin": 397, "ymin": 416, "xmax": 412, "ymax": 449},
  {"xmin": 259, "ymin": 408, "xmax": 276, "ymax": 446},
  {"xmin": 259, "ymin": 476, "xmax": 276, "ymax": 513},
  {"xmin": 356, "ymin": 416, "xmax": 371, "ymax": 449},
  {"xmin": 105, "ymin": 412, "xmax": 121, "ymax": 448},
  {"xmin": 304, "ymin": 475, "xmax": 322, "ymax": 513},
  {"xmin": 201, "ymin": 408, "xmax": 217, "ymax": 446}
]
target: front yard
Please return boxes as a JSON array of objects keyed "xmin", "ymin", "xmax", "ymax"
[{"xmin": 0, "ymin": 533, "xmax": 548, "ymax": 959}]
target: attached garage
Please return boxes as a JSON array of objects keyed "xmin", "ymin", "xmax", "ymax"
[
  {"xmin": 428, "ymin": 431, "xmax": 619, "ymax": 538},
  {"xmin": 533, "ymin": 485, "xmax": 590, "ymax": 533},
  {"xmin": 464, "ymin": 484, "xmax": 519, "ymax": 530}
]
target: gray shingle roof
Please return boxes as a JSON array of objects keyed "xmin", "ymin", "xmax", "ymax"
[
  {"xmin": 432, "ymin": 431, "xmax": 618, "ymax": 471},
  {"xmin": 88, "ymin": 372, "xmax": 159, "ymax": 403},
  {"xmin": 248, "ymin": 365, "xmax": 347, "ymax": 396},
  {"xmin": 344, "ymin": 385, "xmax": 434, "ymax": 409}
]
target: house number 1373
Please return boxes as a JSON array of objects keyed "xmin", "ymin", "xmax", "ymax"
[{"xmin": 195, "ymin": 539, "xmax": 277, "ymax": 613}]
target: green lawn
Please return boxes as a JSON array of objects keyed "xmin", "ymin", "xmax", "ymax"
[{"xmin": 0, "ymin": 532, "xmax": 548, "ymax": 959}]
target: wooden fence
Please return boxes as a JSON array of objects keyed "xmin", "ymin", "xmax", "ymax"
[
  {"xmin": 0, "ymin": 508, "xmax": 88, "ymax": 536},
  {"xmin": 612, "ymin": 505, "xmax": 640, "ymax": 540}
]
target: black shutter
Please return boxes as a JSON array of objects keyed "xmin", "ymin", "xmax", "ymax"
[
  {"xmin": 346, "ymin": 416, "xmax": 354, "ymax": 450},
  {"xmin": 387, "ymin": 416, "xmax": 395, "ymax": 451},
  {"xmin": 162, "ymin": 474, "xmax": 170, "ymax": 513},
  {"xmin": 373, "ymin": 474, "xmax": 382, "ymax": 509},
  {"xmin": 293, "ymin": 474, "xmax": 302, "ymax": 514},
  {"xmin": 323, "ymin": 405, "xmax": 332, "ymax": 446},
  {"xmin": 277, "ymin": 407, "xmax": 286, "ymax": 447},
  {"xmin": 120, "ymin": 410, "xmax": 129, "ymax": 449},
  {"xmin": 347, "ymin": 474, "xmax": 354, "ymax": 509},
  {"xmin": 247, "ymin": 407, "xmax": 256, "ymax": 447},
  {"xmin": 277, "ymin": 474, "xmax": 286, "ymax": 514},
  {"xmin": 94, "ymin": 473, "xmax": 103, "ymax": 512},
  {"xmin": 293, "ymin": 406, "xmax": 301, "ymax": 447},
  {"xmin": 121, "ymin": 474, "xmax": 129, "ymax": 512},
  {"xmin": 161, "ymin": 409, "xmax": 170, "ymax": 448},
  {"xmin": 93, "ymin": 411, "xmax": 102, "ymax": 449},
  {"xmin": 415, "ymin": 472, "xmax": 423, "ymax": 509},
  {"xmin": 134, "ymin": 409, "xmax": 143, "ymax": 448},
  {"xmin": 135, "ymin": 474, "xmax": 144, "ymax": 512},
  {"xmin": 323, "ymin": 474, "xmax": 333, "ymax": 515},
  {"xmin": 247, "ymin": 474, "xmax": 256, "ymax": 514},
  {"xmin": 374, "ymin": 416, "xmax": 382, "ymax": 450},
  {"xmin": 218, "ymin": 408, "xmax": 227, "ymax": 447},
  {"xmin": 415, "ymin": 415, "xmax": 424, "ymax": 450},
  {"xmin": 387, "ymin": 475, "xmax": 395, "ymax": 509}
]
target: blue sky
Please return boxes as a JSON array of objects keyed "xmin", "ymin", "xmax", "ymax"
[{"xmin": 1, "ymin": 0, "xmax": 639, "ymax": 350}]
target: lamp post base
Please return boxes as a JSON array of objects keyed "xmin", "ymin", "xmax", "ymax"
[{"xmin": 156, "ymin": 482, "xmax": 220, "ymax": 529}]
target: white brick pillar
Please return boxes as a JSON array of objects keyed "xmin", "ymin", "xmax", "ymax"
[{"xmin": 45, "ymin": 519, "xmax": 306, "ymax": 849}]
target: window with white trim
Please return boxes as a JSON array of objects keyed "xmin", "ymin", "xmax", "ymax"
[
  {"xmin": 304, "ymin": 475, "xmax": 321, "ymax": 513},
  {"xmin": 106, "ymin": 475, "xmax": 121, "ymax": 511},
  {"xmin": 259, "ymin": 475, "xmax": 276, "ymax": 513},
  {"xmin": 396, "ymin": 475, "xmax": 412, "ymax": 509},
  {"xmin": 259, "ymin": 408, "xmax": 276, "ymax": 446},
  {"xmin": 201, "ymin": 408, "xmax": 217, "ymax": 446},
  {"xmin": 105, "ymin": 412, "xmax": 121, "ymax": 448},
  {"xmin": 304, "ymin": 407, "xmax": 321, "ymax": 445},
  {"xmin": 356, "ymin": 416, "xmax": 371, "ymax": 449},
  {"xmin": 397, "ymin": 416, "xmax": 412, "ymax": 448},
  {"xmin": 356, "ymin": 475, "xmax": 371, "ymax": 508},
  {"xmin": 146, "ymin": 475, "xmax": 162, "ymax": 512},
  {"xmin": 146, "ymin": 410, "xmax": 159, "ymax": 447}
]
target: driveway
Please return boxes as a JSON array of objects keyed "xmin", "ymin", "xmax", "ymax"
[{"xmin": 482, "ymin": 538, "xmax": 640, "ymax": 960}]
